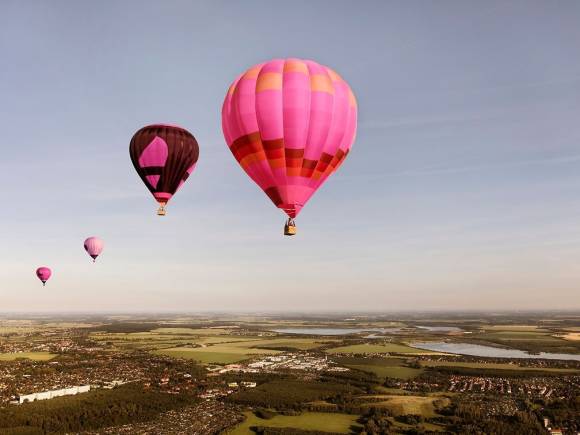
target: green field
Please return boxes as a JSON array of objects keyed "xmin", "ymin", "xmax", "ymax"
[
  {"xmin": 153, "ymin": 344, "xmax": 279, "ymax": 364},
  {"xmin": 348, "ymin": 364, "xmax": 423, "ymax": 379},
  {"xmin": 0, "ymin": 352, "xmax": 56, "ymax": 361},
  {"xmin": 472, "ymin": 329, "xmax": 580, "ymax": 354},
  {"xmin": 151, "ymin": 327, "xmax": 234, "ymax": 335},
  {"xmin": 154, "ymin": 349, "xmax": 250, "ymax": 364},
  {"xmin": 357, "ymin": 394, "xmax": 449, "ymax": 417},
  {"xmin": 150, "ymin": 335, "xmax": 334, "ymax": 364},
  {"xmin": 419, "ymin": 360, "xmax": 580, "ymax": 373},
  {"xmin": 227, "ymin": 411, "xmax": 361, "ymax": 434},
  {"xmin": 91, "ymin": 328, "xmax": 333, "ymax": 360},
  {"xmin": 326, "ymin": 343, "xmax": 435, "ymax": 355},
  {"xmin": 480, "ymin": 325, "xmax": 547, "ymax": 332},
  {"xmin": 477, "ymin": 331, "xmax": 561, "ymax": 341},
  {"xmin": 335, "ymin": 357, "xmax": 423, "ymax": 379}
]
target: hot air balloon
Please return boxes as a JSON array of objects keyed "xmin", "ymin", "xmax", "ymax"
[
  {"xmin": 84, "ymin": 237, "xmax": 104, "ymax": 262},
  {"xmin": 222, "ymin": 58, "xmax": 357, "ymax": 235},
  {"xmin": 130, "ymin": 124, "xmax": 199, "ymax": 215},
  {"xmin": 36, "ymin": 267, "xmax": 51, "ymax": 286}
]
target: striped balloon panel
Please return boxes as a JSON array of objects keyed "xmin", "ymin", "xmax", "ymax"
[
  {"xmin": 129, "ymin": 125, "xmax": 199, "ymax": 204},
  {"xmin": 222, "ymin": 58, "xmax": 357, "ymax": 218}
]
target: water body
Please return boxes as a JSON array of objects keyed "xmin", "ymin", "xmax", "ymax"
[
  {"xmin": 410, "ymin": 342, "xmax": 580, "ymax": 361},
  {"xmin": 271, "ymin": 327, "xmax": 401, "ymax": 336},
  {"xmin": 417, "ymin": 326, "xmax": 463, "ymax": 332}
]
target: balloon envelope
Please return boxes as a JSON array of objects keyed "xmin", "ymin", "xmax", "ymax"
[
  {"xmin": 84, "ymin": 237, "xmax": 104, "ymax": 262},
  {"xmin": 222, "ymin": 58, "xmax": 357, "ymax": 218},
  {"xmin": 36, "ymin": 267, "xmax": 51, "ymax": 285},
  {"xmin": 129, "ymin": 124, "xmax": 199, "ymax": 213}
]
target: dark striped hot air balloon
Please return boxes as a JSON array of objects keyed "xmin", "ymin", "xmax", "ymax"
[
  {"xmin": 222, "ymin": 58, "xmax": 357, "ymax": 235},
  {"xmin": 130, "ymin": 124, "xmax": 199, "ymax": 215}
]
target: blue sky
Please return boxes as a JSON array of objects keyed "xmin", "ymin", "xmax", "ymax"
[{"xmin": 1, "ymin": 0, "xmax": 579, "ymax": 312}]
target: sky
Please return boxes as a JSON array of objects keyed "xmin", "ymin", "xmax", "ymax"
[{"xmin": 1, "ymin": 0, "xmax": 579, "ymax": 312}]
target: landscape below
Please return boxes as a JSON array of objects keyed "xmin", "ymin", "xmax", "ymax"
[{"xmin": 0, "ymin": 312, "xmax": 578, "ymax": 434}]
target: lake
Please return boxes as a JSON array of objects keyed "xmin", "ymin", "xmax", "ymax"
[
  {"xmin": 410, "ymin": 342, "xmax": 580, "ymax": 361},
  {"xmin": 271, "ymin": 327, "xmax": 401, "ymax": 336},
  {"xmin": 417, "ymin": 326, "xmax": 463, "ymax": 332}
]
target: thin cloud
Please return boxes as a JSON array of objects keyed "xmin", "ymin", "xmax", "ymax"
[{"xmin": 336, "ymin": 154, "xmax": 580, "ymax": 181}]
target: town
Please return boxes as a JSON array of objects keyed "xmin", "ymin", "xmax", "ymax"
[{"xmin": 0, "ymin": 314, "xmax": 578, "ymax": 434}]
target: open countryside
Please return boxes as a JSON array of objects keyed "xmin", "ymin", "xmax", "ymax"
[
  {"xmin": 227, "ymin": 411, "xmax": 362, "ymax": 435},
  {"xmin": 0, "ymin": 312, "xmax": 578, "ymax": 433}
]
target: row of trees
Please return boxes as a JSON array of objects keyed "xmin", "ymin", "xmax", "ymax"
[{"xmin": 228, "ymin": 379, "xmax": 360, "ymax": 409}]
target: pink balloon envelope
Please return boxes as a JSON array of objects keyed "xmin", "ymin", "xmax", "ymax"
[
  {"xmin": 36, "ymin": 267, "xmax": 51, "ymax": 286},
  {"xmin": 84, "ymin": 237, "xmax": 104, "ymax": 262},
  {"xmin": 221, "ymin": 58, "xmax": 357, "ymax": 234}
]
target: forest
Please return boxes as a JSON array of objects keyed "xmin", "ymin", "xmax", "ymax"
[{"xmin": 0, "ymin": 384, "xmax": 195, "ymax": 433}]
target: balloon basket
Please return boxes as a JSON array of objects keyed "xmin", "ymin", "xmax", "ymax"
[
  {"xmin": 157, "ymin": 204, "xmax": 166, "ymax": 216},
  {"xmin": 284, "ymin": 218, "xmax": 297, "ymax": 236}
]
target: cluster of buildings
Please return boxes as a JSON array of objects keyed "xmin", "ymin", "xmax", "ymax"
[
  {"xmin": 199, "ymin": 381, "xmax": 257, "ymax": 400},
  {"xmin": 0, "ymin": 351, "xmax": 206, "ymax": 405},
  {"xmin": 446, "ymin": 375, "xmax": 572, "ymax": 399},
  {"xmin": 417, "ymin": 355, "xmax": 580, "ymax": 370},
  {"xmin": 14, "ymin": 385, "xmax": 90, "ymax": 404},
  {"xmin": 82, "ymin": 400, "xmax": 244, "ymax": 435},
  {"xmin": 209, "ymin": 353, "xmax": 350, "ymax": 375}
]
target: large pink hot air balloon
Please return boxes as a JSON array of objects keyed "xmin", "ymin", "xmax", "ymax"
[
  {"xmin": 222, "ymin": 58, "xmax": 357, "ymax": 235},
  {"xmin": 84, "ymin": 237, "xmax": 104, "ymax": 262},
  {"xmin": 36, "ymin": 267, "xmax": 51, "ymax": 286}
]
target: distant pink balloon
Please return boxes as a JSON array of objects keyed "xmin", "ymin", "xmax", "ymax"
[
  {"xmin": 84, "ymin": 237, "xmax": 104, "ymax": 262},
  {"xmin": 36, "ymin": 267, "xmax": 52, "ymax": 286}
]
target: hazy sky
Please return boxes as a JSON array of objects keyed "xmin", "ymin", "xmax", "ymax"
[{"xmin": 1, "ymin": 0, "xmax": 579, "ymax": 312}]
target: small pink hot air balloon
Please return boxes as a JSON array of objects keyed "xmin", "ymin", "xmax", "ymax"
[
  {"xmin": 84, "ymin": 237, "xmax": 104, "ymax": 262},
  {"xmin": 36, "ymin": 267, "xmax": 52, "ymax": 286}
]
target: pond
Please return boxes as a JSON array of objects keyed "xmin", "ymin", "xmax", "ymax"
[{"xmin": 410, "ymin": 342, "xmax": 580, "ymax": 361}]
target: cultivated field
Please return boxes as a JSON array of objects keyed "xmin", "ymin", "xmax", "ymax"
[
  {"xmin": 419, "ymin": 360, "xmax": 580, "ymax": 373},
  {"xmin": 335, "ymin": 356, "xmax": 423, "ymax": 379},
  {"xmin": 480, "ymin": 325, "xmax": 547, "ymax": 332},
  {"xmin": 153, "ymin": 345, "xmax": 279, "ymax": 364},
  {"xmin": 0, "ymin": 352, "xmax": 56, "ymax": 361},
  {"xmin": 357, "ymin": 394, "xmax": 450, "ymax": 417},
  {"xmin": 470, "ymin": 329, "xmax": 580, "ymax": 354},
  {"xmin": 103, "ymin": 327, "xmax": 338, "ymax": 364},
  {"xmin": 227, "ymin": 411, "xmax": 361, "ymax": 435}
]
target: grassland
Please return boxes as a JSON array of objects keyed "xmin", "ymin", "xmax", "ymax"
[
  {"xmin": 471, "ymin": 329, "xmax": 580, "ymax": 354},
  {"xmin": 357, "ymin": 394, "xmax": 449, "ymax": 417},
  {"xmin": 92, "ymin": 327, "xmax": 336, "ymax": 364},
  {"xmin": 326, "ymin": 343, "xmax": 436, "ymax": 355},
  {"xmin": 419, "ymin": 360, "xmax": 580, "ymax": 373},
  {"xmin": 560, "ymin": 333, "xmax": 580, "ymax": 341},
  {"xmin": 477, "ymin": 331, "xmax": 561, "ymax": 341},
  {"xmin": 348, "ymin": 364, "xmax": 422, "ymax": 379},
  {"xmin": 0, "ymin": 352, "xmax": 56, "ymax": 361},
  {"xmin": 151, "ymin": 327, "xmax": 234, "ymax": 335},
  {"xmin": 227, "ymin": 411, "xmax": 361, "ymax": 435},
  {"xmin": 480, "ymin": 325, "xmax": 547, "ymax": 332},
  {"xmin": 335, "ymin": 357, "xmax": 423, "ymax": 380},
  {"xmin": 153, "ymin": 345, "xmax": 279, "ymax": 364}
]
